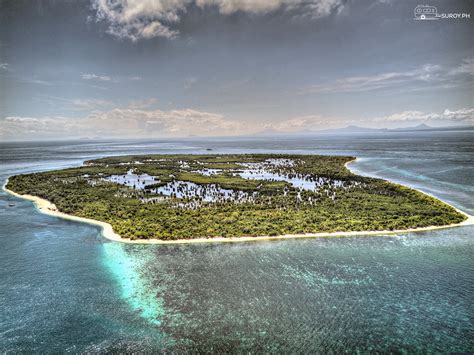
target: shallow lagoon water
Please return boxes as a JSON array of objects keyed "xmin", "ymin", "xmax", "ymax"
[
  {"xmin": 105, "ymin": 171, "xmax": 243, "ymax": 203},
  {"xmin": 0, "ymin": 132, "xmax": 473, "ymax": 352},
  {"xmin": 237, "ymin": 169, "xmax": 350, "ymax": 192}
]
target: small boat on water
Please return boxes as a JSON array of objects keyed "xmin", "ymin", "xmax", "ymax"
[{"xmin": 8, "ymin": 203, "xmax": 15, "ymax": 207}]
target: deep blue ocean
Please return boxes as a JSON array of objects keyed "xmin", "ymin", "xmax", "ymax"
[{"xmin": 1, "ymin": 132, "xmax": 473, "ymax": 352}]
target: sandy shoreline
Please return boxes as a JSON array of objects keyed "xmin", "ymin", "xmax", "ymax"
[{"xmin": 3, "ymin": 159, "xmax": 474, "ymax": 244}]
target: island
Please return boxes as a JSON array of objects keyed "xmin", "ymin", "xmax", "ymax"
[{"xmin": 4, "ymin": 154, "xmax": 469, "ymax": 242}]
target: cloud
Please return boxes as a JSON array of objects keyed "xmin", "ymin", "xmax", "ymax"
[
  {"xmin": 442, "ymin": 108, "xmax": 474, "ymax": 121},
  {"xmin": 1, "ymin": 116, "xmax": 74, "ymax": 139},
  {"xmin": 198, "ymin": 0, "xmax": 344, "ymax": 17},
  {"xmin": 263, "ymin": 115, "xmax": 328, "ymax": 132},
  {"xmin": 449, "ymin": 58, "xmax": 474, "ymax": 76},
  {"xmin": 196, "ymin": 0, "xmax": 282, "ymax": 14},
  {"xmin": 371, "ymin": 108, "xmax": 474, "ymax": 123},
  {"xmin": 17, "ymin": 77, "xmax": 52, "ymax": 85},
  {"xmin": 126, "ymin": 98, "xmax": 158, "ymax": 109},
  {"xmin": 305, "ymin": 58, "xmax": 474, "ymax": 94},
  {"xmin": 285, "ymin": 0, "xmax": 344, "ymax": 19},
  {"xmin": 81, "ymin": 73, "xmax": 143, "ymax": 83},
  {"xmin": 91, "ymin": 0, "xmax": 344, "ymax": 41},
  {"xmin": 91, "ymin": 0, "xmax": 185, "ymax": 41},
  {"xmin": 3, "ymin": 106, "xmax": 472, "ymax": 141},
  {"xmin": 306, "ymin": 64, "xmax": 443, "ymax": 93},
  {"xmin": 82, "ymin": 108, "xmax": 241, "ymax": 136},
  {"xmin": 262, "ymin": 107, "xmax": 474, "ymax": 133},
  {"xmin": 371, "ymin": 111, "xmax": 440, "ymax": 123},
  {"xmin": 70, "ymin": 99, "xmax": 116, "ymax": 110},
  {"xmin": 81, "ymin": 73, "xmax": 112, "ymax": 81},
  {"xmin": 0, "ymin": 107, "xmax": 245, "ymax": 140},
  {"xmin": 34, "ymin": 95, "xmax": 115, "ymax": 111}
]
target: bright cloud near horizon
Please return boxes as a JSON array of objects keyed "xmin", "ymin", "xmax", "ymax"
[{"xmin": 0, "ymin": 0, "xmax": 472, "ymax": 141}]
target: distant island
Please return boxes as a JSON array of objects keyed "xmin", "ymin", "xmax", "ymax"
[{"xmin": 5, "ymin": 154, "xmax": 469, "ymax": 242}]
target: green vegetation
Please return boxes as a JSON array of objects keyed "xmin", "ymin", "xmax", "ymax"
[{"xmin": 6, "ymin": 154, "xmax": 466, "ymax": 240}]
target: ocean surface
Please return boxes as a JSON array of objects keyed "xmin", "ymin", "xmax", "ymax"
[{"xmin": 0, "ymin": 132, "xmax": 473, "ymax": 353}]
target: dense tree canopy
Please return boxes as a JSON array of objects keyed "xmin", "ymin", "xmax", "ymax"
[{"xmin": 7, "ymin": 154, "xmax": 466, "ymax": 240}]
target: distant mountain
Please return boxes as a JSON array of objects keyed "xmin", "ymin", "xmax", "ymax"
[
  {"xmin": 393, "ymin": 124, "xmax": 474, "ymax": 132},
  {"xmin": 412, "ymin": 123, "xmax": 432, "ymax": 130},
  {"xmin": 392, "ymin": 123, "xmax": 432, "ymax": 131},
  {"xmin": 309, "ymin": 125, "xmax": 389, "ymax": 135}
]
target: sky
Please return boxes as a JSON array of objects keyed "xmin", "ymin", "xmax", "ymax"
[{"xmin": 0, "ymin": 0, "xmax": 472, "ymax": 140}]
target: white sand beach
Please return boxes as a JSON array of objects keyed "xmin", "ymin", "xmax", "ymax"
[{"xmin": 3, "ymin": 159, "xmax": 474, "ymax": 245}]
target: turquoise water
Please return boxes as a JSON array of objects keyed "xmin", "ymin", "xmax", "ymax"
[
  {"xmin": 101, "ymin": 243, "xmax": 164, "ymax": 326},
  {"xmin": 0, "ymin": 132, "xmax": 473, "ymax": 352}
]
